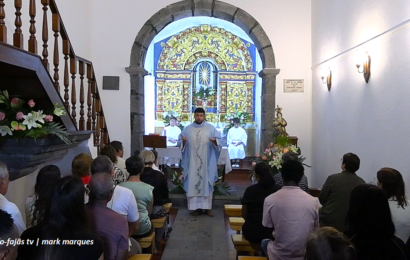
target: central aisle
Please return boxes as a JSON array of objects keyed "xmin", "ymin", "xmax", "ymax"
[{"xmin": 161, "ymin": 205, "xmax": 236, "ymax": 260}]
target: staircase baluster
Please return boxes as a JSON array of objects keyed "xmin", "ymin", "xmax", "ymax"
[
  {"xmin": 86, "ymin": 64, "xmax": 93, "ymax": 131},
  {"xmin": 52, "ymin": 13, "xmax": 60, "ymax": 91},
  {"xmin": 63, "ymin": 40, "xmax": 70, "ymax": 111},
  {"xmin": 70, "ymin": 58, "xmax": 77, "ymax": 127},
  {"xmin": 13, "ymin": 0, "xmax": 23, "ymax": 49},
  {"xmin": 28, "ymin": 0, "xmax": 37, "ymax": 54},
  {"xmin": 95, "ymin": 97, "xmax": 101, "ymax": 150},
  {"xmin": 99, "ymin": 114, "xmax": 107, "ymax": 149},
  {"xmin": 0, "ymin": 0, "xmax": 6, "ymax": 43},
  {"xmin": 79, "ymin": 61, "xmax": 85, "ymax": 130},
  {"xmin": 41, "ymin": 0, "xmax": 49, "ymax": 71},
  {"xmin": 91, "ymin": 78, "xmax": 97, "ymax": 145}
]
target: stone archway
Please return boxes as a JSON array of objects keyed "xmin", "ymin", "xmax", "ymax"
[{"xmin": 125, "ymin": 0, "xmax": 280, "ymax": 153}]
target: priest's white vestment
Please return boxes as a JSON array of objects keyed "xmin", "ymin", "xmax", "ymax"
[{"xmin": 180, "ymin": 121, "xmax": 220, "ymax": 210}]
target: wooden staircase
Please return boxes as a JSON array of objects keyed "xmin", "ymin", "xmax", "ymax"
[{"xmin": 0, "ymin": 0, "xmax": 110, "ymax": 179}]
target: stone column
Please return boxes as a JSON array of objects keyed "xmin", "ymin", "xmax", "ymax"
[
  {"xmin": 125, "ymin": 65, "xmax": 148, "ymax": 154},
  {"xmin": 259, "ymin": 68, "xmax": 280, "ymax": 152}
]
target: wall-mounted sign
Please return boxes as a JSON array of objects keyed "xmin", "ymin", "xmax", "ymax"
[{"xmin": 284, "ymin": 79, "xmax": 304, "ymax": 93}]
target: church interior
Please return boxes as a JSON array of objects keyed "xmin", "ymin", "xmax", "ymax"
[{"xmin": 1, "ymin": 0, "xmax": 410, "ymax": 259}]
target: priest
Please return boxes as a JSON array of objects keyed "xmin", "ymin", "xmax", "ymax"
[{"xmin": 180, "ymin": 108, "xmax": 220, "ymax": 217}]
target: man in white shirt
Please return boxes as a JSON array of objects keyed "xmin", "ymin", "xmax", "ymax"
[
  {"xmin": 110, "ymin": 140, "xmax": 130, "ymax": 179},
  {"xmin": 164, "ymin": 117, "xmax": 181, "ymax": 147},
  {"xmin": 0, "ymin": 162, "xmax": 26, "ymax": 236},
  {"xmin": 227, "ymin": 118, "xmax": 247, "ymax": 167},
  {"xmin": 91, "ymin": 156, "xmax": 140, "ymax": 240}
]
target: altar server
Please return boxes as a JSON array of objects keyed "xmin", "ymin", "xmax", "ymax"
[{"xmin": 227, "ymin": 118, "xmax": 247, "ymax": 167}]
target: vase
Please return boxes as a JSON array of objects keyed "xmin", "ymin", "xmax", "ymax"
[{"xmin": 0, "ymin": 132, "xmax": 91, "ymax": 180}]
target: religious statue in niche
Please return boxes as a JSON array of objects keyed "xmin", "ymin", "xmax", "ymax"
[
  {"xmin": 273, "ymin": 105, "xmax": 288, "ymax": 138},
  {"xmin": 192, "ymin": 61, "xmax": 217, "ymax": 112}
]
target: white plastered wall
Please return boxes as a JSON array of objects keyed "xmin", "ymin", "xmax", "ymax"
[{"xmin": 311, "ymin": 0, "xmax": 410, "ymax": 194}]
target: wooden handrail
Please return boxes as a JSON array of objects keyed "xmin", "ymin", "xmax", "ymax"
[{"xmin": 0, "ymin": 0, "xmax": 110, "ymax": 153}]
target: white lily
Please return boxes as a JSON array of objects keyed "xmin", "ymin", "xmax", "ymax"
[
  {"xmin": 22, "ymin": 113, "xmax": 40, "ymax": 129},
  {"xmin": 0, "ymin": 126, "xmax": 12, "ymax": 136}
]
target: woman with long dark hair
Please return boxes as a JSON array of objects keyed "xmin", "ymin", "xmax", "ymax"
[
  {"xmin": 241, "ymin": 162, "xmax": 281, "ymax": 250},
  {"xmin": 18, "ymin": 176, "xmax": 103, "ymax": 260},
  {"xmin": 377, "ymin": 167, "xmax": 410, "ymax": 244},
  {"xmin": 25, "ymin": 165, "xmax": 61, "ymax": 228},
  {"xmin": 344, "ymin": 184, "xmax": 408, "ymax": 260}
]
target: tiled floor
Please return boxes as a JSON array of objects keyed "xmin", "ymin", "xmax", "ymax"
[
  {"xmin": 158, "ymin": 165, "xmax": 253, "ymax": 260},
  {"xmin": 161, "ymin": 201, "xmax": 237, "ymax": 260}
]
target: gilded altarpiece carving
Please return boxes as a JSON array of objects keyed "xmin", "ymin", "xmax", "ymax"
[{"xmin": 154, "ymin": 25, "xmax": 257, "ymax": 155}]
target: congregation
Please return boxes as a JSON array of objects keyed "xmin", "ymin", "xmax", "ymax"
[{"xmin": 1, "ymin": 143, "xmax": 410, "ymax": 260}]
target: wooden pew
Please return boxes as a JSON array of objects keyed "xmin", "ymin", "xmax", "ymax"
[
  {"xmin": 231, "ymin": 234, "xmax": 255, "ymax": 256},
  {"xmin": 309, "ymin": 188, "xmax": 321, "ymax": 197},
  {"xmin": 151, "ymin": 217, "xmax": 167, "ymax": 229},
  {"xmin": 238, "ymin": 257, "xmax": 267, "ymax": 260},
  {"xmin": 128, "ymin": 254, "xmax": 152, "ymax": 260},
  {"xmin": 224, "ymin": 204, "xmax": 242, "ymax": 217},
  {"xmin": 163, "ymin": 202, "xmax": 172, "ymax": 213},
  {"xmin": 135, "ymin": 232, "xmax": 155, "ymax": 255},
  {"xmin": 229, "ymin": 217, "xmax": 245, "ymax": 234}
]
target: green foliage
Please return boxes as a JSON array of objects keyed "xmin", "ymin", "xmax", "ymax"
[
  {"xmin": 213, "ymin": 180, "xmax": 231, "ymax": 196},
  {"xmin": 275, "ymin": 135, "xmax": 291, "ymax": 148},
  {"xmin": 166, "ymin": 166, "xmax": 186, "ymax": 194},
  {"xmin": 166, "ymin": 166, "xmax": 231, "ymax": 196}
]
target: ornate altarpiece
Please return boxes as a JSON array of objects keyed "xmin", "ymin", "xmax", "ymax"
[{"xmin": 154, "ymin": 25, "xmax": 257, "ymax": 127}]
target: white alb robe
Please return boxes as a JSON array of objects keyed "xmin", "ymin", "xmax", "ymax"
[
  {"xmin": 227, "ymin": 126, "xmax": 247, "ymax": 159},
  {"xmin": 180, "ymin": 121, "xmax": 221, "ymax": 210},
  {"xmin": 164, "ymin": 126, "xmax": 181, "ymax": 147}
]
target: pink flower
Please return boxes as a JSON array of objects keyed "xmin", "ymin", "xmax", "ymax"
[
  {"xmin": 44, "ymin": 115, "xmax": 53, "ymax": 122},
  {"xmin": 265, "ymin": 149, "xmax": 270, "ymax": 153},
  {"xmin": 10, "ymin": 97, "xmax": 23, "ymax": 108},
  {"xmin": 252, "ymin": 162, "xmax": 256, "ymax": 166},
  {"xmin": 28, "ymin": 99, "xmax": 35, "ymax": 107},
  {"xmin": 16, "ymin": 112, "xmax": 24, "ymax": 120},
  {"xmin": 262, "ymin": 156, "xmax": 267, "ymax": 160},
  {"xmin": 255, "ymin": 154, "xmax": 260, "ymax": 157},
  {"xmin": 0, "ymin": 112, "xmax": 5, "ymax": 121}
]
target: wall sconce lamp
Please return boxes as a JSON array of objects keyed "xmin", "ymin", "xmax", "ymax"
[
  {"xmin": 356, "ymin": 51, "xmax": 371, "ymax": 83},
  {"xmin": 321, "ymin": 67, "xmax": 332, "ymax": 91}
]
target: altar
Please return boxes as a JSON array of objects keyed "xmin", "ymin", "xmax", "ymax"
[{"xmin": 156, "ymin": 146, "xmax": 232, "ymax": 174}]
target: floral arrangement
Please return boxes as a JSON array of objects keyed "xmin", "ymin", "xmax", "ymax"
[
  {"xmin": 251, "ymin": 135, "xmax": 309, "ymax": 177},
  {"xmin": 167, "ymin": 166, "xmax": 185, "ymax": 194},
  {"xmin": 166, "ymin": 166, "xmax": 231, "ymax": 195},
  {"xmin": 194, "ymin": 85, "xmax": 215, "ymax": 100},
  {"xmin": 0, "ymin": 90, "xmax": 72, "ymax": 144},
  {"xmin": 223, "ymin": 111, "xmax": 249, "ymax": 135}
]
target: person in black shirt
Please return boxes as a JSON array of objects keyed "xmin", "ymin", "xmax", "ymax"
[
  {"xmin": 139, "ymin": 150, "xmax": 170, "ymax": 248},
  {"xmin": 344, "ymin": 184, "xmax": 408, "ymax": 260}
]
